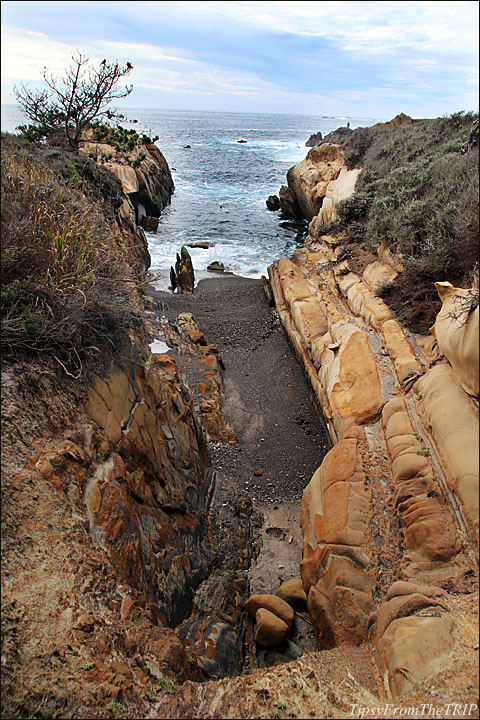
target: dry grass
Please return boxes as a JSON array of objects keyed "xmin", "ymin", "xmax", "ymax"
[{"xmin": 1, "ymin": 136, "xmax": 140, "ymax": 375}]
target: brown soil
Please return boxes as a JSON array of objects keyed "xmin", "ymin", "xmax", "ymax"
[{"xmin": 378, "ymin": 270, "xmax": 442, "ymax": 335}]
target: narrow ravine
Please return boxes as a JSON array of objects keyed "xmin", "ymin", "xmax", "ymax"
[{"xmin": 151, "ymin": 274, "xmax": 331, "ymax": 664}]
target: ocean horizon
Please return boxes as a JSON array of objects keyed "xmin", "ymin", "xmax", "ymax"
[{"xmin": 1, "ymin": 104, "xmax": 385, "ymax": 287}]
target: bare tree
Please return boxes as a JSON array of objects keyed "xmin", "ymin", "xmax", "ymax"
[{"xmin": 14, "ymin": 51, "xmax": 133, "ymax": 151}]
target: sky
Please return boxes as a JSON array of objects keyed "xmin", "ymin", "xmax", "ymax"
[{"xmin": 1, "ymin": 0, "xmax": 478, "ymax": 118}]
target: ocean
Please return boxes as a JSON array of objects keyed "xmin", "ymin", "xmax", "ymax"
[{"xmin": 1, "ymin": 105, "xmax": 384, "ymax": 288}]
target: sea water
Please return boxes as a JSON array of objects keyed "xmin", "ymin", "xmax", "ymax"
[{"xmin": 1, "ymin": 105, "xmax": 384, "ymax": 287}]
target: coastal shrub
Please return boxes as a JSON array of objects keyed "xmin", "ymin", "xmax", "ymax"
[
  {"xmin": 336, "ymin": 191, "xmax": 370, "ymax": 224},
  {"xmin": 341, "ymin": 112, "xmax": 479, "ymax": 288},
  {"xmin": 1, "ymin": 135, "xmax": 137, "ymax": 375}
]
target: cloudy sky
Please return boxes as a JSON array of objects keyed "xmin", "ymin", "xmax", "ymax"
[{"xmin": 1, "ymin": 0, "xmax": 478, "ymax": 118}]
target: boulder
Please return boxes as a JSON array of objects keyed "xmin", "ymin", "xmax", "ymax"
[
  {"xmin": 245, "ymin": 594, "xmax": 294, "ymax": 629},
  {"xmin": 254, "ymin": 608, "xmax": 289, "ymax": 648},
  {"xmin": 207, "ymin": 261, "xmax": 225, "ymax": 273},
  {"xmin": 266, "ymin": 195, "xmax": 281, "ymax": 211},
  {"xmin": 275, "ymin": 578, "xmax": 307, "ymax": 612}
]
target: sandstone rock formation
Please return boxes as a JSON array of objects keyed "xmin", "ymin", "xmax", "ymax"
[
  {"xmin": 79, "ymin": 132, "xmax": 174, "ymax": 234},
  {"xmin": 429, "ymin": 281, "xmax": 479, "ymax": 398},
  {"xmin": 280, "ymin": 144, "xmax": 345, "ymax": 221},
  {"xmin": 267, "ymin": 146, "xmax": 478, "ymax": 699}
]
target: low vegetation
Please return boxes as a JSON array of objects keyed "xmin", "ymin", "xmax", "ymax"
[
  {"xmin": 329, "ymin": 111, "xmax": 479, "ymax": 329},
  {"xmin": 88, "ymin": 123, "xmax": 159, "ymax": 166},
  {"xmin": 1, "ymin": 133, "xmax": 141, "ymax": 376}
]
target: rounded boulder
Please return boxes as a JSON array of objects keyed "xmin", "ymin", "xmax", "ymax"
[
  {"xmin": 275, "ymin": 578, "xmax": 308, "ymax": 612},
  {"xmin": 254, "ymin": 608, "xmax": 289, "ymax": 648},
  {"xmin": 245, "ymin": 593, "xmax": 294, "ymax": 629}
]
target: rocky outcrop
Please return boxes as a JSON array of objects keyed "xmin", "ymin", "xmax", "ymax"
[
  {"xmin": 316, "ymin": 167, "xmax": 362, "ymax": 225},
  {"xmin": 266, "ymin": 195, "xmax": 280, "ymax": 211},
  {"xmin": 305, "ymin": 131, "xmax": 323, "ymax": 147},
  {"xmin": 429, "ymin": 281, "xmax": 479, "ymax": 398},
  {"xmin": 28, "ymin": 318, "xmax": 256, "ymax": 682},
  {"xmin": 278, "ymin": 142, "xmax": 361, "ymax": 226},
  {"xmin": 267, "ymin": 166, "xmax": 478, "ymax": 698},
  {"xmin": 321, "ymin": 126, "xmax": 354, "ymax": 144},
  {"xmin": 79, "ymin": 130, "xmax": 174, "ymax": 234},
  {"xmin": 280, "ymin": 144, "xmax": 345, "ymax": 221},
  {"xmin": 172, "ymin": 246, "xmax": 195, "ymax": 293}
]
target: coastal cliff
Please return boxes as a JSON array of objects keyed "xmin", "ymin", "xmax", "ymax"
[
  {"xmin": 1, "ymin": 113, "xmax": 478, "ymax": 719},
  {"xmin": 267, "ymin": 114, "xmax": 479, "ymax": 699},
  {"xmin": 1, "ymin": 129, "xmax": 257, "ymax": 718}
]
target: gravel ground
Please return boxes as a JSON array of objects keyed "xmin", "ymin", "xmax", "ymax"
[{"xmin": 150, "ymin": 274, "xmax": 331, "ymax": 658}]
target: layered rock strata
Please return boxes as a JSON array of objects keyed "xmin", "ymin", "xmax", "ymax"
[
  {"xmin": 268, "ymin": 148, "xmax": 478, "ymax": 699},
  {"xmin": 79, "ymin": 132, "xmax": 174, "ymax": 234}
]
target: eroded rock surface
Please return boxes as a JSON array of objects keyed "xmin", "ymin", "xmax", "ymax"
[{"xmin": 267, "ymin": 152, "xmax": 478, "ymax": 699}]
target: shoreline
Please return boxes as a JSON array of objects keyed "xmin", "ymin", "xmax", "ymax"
[{"xmin": 151, "ymin": 267, "xmax": 265, "ymax": 293}]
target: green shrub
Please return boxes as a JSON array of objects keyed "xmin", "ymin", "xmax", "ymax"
[
  {"xmin": 337, "ymin": 192, "xmax": 370, "ymax": 223},
  {"xmin": 341, "ymin": 112, "xmax": 479, "ymax": 285}
]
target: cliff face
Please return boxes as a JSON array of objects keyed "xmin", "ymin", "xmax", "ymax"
[
  {"xmin": 279, "ymin": 143, "xmax": 360, "ymax": 226},
  {"xmin": 79, "ymin": 128, "xmax": 174, "ymax": 234},
  {"xmin": 267, "ymin": 139, "xmax": 479, "ymax": 700},
  {"xmin": 1, "ymin": 132, "xmax": 258, "ymax": 718}
]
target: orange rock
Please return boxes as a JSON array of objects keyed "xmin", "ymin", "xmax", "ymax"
[
  {"xmin": 245, "ymin": 594, "xmax": 294, "ymax": 629},
  {"xmin": 254, "ymin": 608, "xmax": 289, "ymax": 647}
]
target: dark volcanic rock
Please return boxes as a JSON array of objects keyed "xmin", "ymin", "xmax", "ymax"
[
  {"xmin": 305, "ymin": 131, "xmax": 323, "ymax": 147},
  {"xmin": 266, "ymin": 195, "xmax": 281, "ymax": 211},
  {"xmin": 279, "ymin": 185, "xmax": 303, "ymax": 220}
]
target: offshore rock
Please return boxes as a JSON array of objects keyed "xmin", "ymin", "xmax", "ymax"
[{"xmin": 266, "ymin": 194, "xmax": 281, "ymax": 211}]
